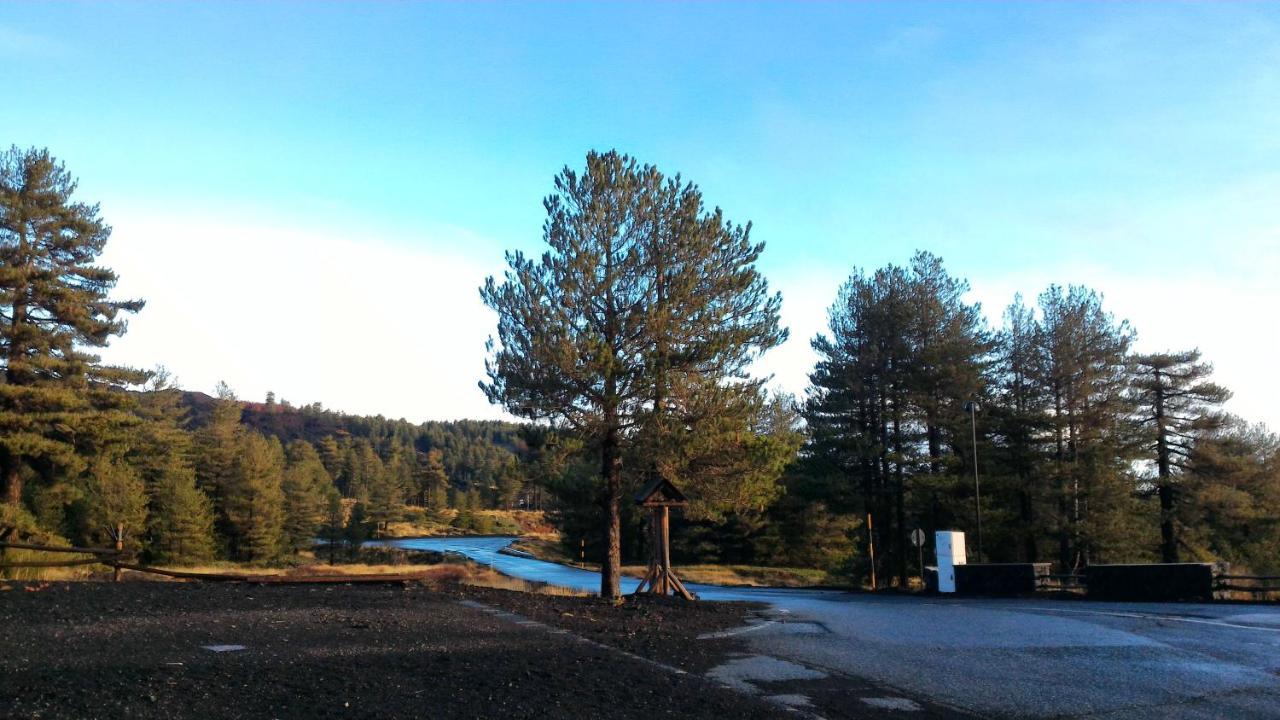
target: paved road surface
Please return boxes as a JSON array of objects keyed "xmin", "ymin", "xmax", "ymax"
[{"xmin": 389, "ymin": 536, "xmax": 1280, "ymax": 718}]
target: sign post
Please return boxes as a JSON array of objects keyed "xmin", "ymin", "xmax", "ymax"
[{"xmin": 910, "ymin": 528, "xmax": 926, "ymax": 587}]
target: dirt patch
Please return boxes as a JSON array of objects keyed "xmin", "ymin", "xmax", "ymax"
[
  {"xmin": 448, "ymin": 585, "xmax": 768, "ymax": 673},
  {"xmin": 0, "ymin": 581, "xmax": 792, "ymax": 719}
]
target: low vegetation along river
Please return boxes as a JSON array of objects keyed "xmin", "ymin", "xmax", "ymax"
[{"xmin": 383, "ymin": 535, "xmax": 838, "ymax": 603}]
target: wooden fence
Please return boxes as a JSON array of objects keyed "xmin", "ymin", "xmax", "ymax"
[
  {"xmin": 0, "ymin": 540, "xmax": 439, "ymax": 585},
  {"xmin": 1216, "ymin": 574, "xmax": 1280, "ymax": 600}
]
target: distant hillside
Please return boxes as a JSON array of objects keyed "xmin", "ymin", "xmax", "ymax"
[{"xmin": 176, "ymin": 390, "xmax": 531, "ymax": 494}]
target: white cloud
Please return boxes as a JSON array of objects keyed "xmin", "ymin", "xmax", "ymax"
[
  {"xmin": 967, "ymin": 265, "xmax": 1279, "ymax": 430},
  {"xmin": 96, "ymin": 206, "xmax": 1278, "ymax": 431},
  {"xmin": 98, "ymin": 207, "xmax": 511, "ymax": 422},
  {"xmin": 758, "ymin": 260, "xmax": 1280, "ymax": 430}
]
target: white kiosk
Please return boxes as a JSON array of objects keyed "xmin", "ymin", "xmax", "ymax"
[{"xmin": 935, "ymin": 531, "xmax": 967, "ymax": 593}]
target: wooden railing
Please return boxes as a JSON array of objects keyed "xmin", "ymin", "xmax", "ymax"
[
  {"xmin": 0, "ymin": 540, "xmax": 439, "ymax": 585},
  {"xmin": 0, "ymin": 540, "xmax": 126, "ymax": 575},
  {"xmin": 1216, "ymin": 574, "xmax": 1280, "ymax": 599}
]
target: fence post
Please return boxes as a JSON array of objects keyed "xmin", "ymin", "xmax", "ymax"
[{"xmin": 113, "ymin": 524, "xmax": 123, "ymax": 583}]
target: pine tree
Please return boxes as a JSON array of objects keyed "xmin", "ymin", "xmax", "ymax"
[
  {"xmin": 805, "ymin": 254, "xmax": 988, "ymax": 586},
  {"xmin": 366, "ymin": 470, "xmax": 397, "ymax": 534},
  {"xmin": 989, "ymin": 295, "xmax": 1052, "ymax": 562},
  {"xmin": 194, "ymin": 382, "xmax": 244, "ymax": 552},
  {"xmin": 482, "ymin": 150, "xmax": 785, "ymax": 597},
  {"xmin": 320, "ymin": 490, "xmax": 344, "ymax": 565},
  {"xmin": 281, "ymin": 440, "xmax": 333, "ymax": 554},
  {"xmin": 316, "ymin": 436, "xmax": 344, "ymax": 480},
  {"xmin": 82, "ymin": 455, "xmax": 147, "ymax": 552},
  {"xmin": 420, "ymin": 448, "xmax": 449, "ymax": 511},
  {"xmin": 147, "ymin": 458, "xmax": 216, "ymax": 564},
  {"xmin": 224, "ymin": 432, "xmax": 286, "ymax": 562},
  {"xmin": 0, "ymin": 146, "xmax": 146, "ymax": 510},
  {"xmin": 386, "ymin": 442, "xmax": 417, "ymax": 505},
  {"xmin": 1182, "ymin": 419, "xmax": 1280, "ymax": 573},
  {"xmin": 130, "ymin": 369, "xmax": 216, "ymax": 563},
  {"xmin": 345, "ymin": 500, "xmax": 370, "ymax": 558},
  {"xmin": 1037, "ymin": 285, "xmax": 1140, "ymax": 570},
  {"xmin": 1132, "ymin": 349, "xmax": 1230, "ymax": 562}
]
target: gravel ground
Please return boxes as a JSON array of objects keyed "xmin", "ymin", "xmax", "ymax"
[
  {"xmin": 0, "ymin": 581, "xmax": 794, "ymax": 720},
  {"xmin": 449, "ymin": 585, "xmax": 767, "ymax": 673}
]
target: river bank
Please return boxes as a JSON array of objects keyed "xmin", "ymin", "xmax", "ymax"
[{"xmin": 508, "ymin": 537, "xmax": 850, "ymax": 589}]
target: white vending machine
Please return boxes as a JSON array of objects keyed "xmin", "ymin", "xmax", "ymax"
[{"xmin": 935, "ymin": 531, "xmax": 967, "ymax": 593}]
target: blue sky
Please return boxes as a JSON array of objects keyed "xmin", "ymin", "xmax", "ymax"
[{"xmin": 2, "ymin": 2, "xmax": 1277, "ymax": 425}]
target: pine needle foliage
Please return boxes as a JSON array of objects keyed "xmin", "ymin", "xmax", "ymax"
[
  {"xmin": 0, "ymin": 146, "xmax": 147, "ymax": 508},
  {"xmin": 482, "ymin": 150, "xmax": 785, "ymax": 597}
]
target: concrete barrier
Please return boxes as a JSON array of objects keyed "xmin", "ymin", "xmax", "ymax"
[
  {"xmin": 1084, "ymin": 563, "xmax": 1215, "ymax": 601},
  {"xmin": 954, "ymin": 563, "xmax": 1051, "ymax": 596}
]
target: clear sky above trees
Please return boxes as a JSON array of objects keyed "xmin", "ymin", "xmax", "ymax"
[{"xmin": 2, "ymin": 2, "xmax": 1275, "ymax": 425}]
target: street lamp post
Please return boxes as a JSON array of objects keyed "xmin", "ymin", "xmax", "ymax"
[{"xmin": 964, "ymin": 400, "xmax": 982, "ymax": 563}]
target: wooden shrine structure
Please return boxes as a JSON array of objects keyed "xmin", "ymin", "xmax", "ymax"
[{"xmin": 633, "ymin": 475, "xmax": 696, "ymax": 600}]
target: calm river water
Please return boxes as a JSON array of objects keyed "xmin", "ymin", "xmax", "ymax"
[{"xmin": 380, "ymin": 535, "xmax": 842, "ymax": 603}]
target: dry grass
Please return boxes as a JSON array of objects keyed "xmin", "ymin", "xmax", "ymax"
[
  {"xmin": 509, "ymin": 537, "xmax": 839, "ymax": 589},
  {"xmin": 462, "ymin": 566, "xmax": 589, "ymax": 597},
  {"xmin": 381, "ymin": 508, "xmax": 557, "ymax": 539},
  {"xmin": 510, "ymin": 537, "xmax": 575, "ymax": 563},
  {"xmin": 142, "ymin": 562, "xmax": 456, "ymax": 578},
  {"xmin": 381, "ymin": 518, "xmax": 461, "ymax": 538},
  {"xmin": 620, "ymin": 563, "xmax": 839, "ymax": 588},
  {"xmin": 0, "ymin": 547, "xmax": 106, "ymax": 582}
]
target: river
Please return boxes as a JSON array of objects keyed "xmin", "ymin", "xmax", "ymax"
[{"xmin": 380, "ymin": 535, "xmax": 844, "ymax": 603}]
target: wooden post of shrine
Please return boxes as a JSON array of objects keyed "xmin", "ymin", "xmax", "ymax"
[{"xmin": 632, "ymin": 475, "xmax": 695, "ymax": 600}]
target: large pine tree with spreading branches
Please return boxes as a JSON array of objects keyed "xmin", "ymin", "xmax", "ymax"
[
  {"xmin": 0, "ymin": 146, "xmax": 146, "ymax": 511},
  {"xmin": 481, "ymin": 150, "xmax": 785, "ymax": 598},
  {"xmin": 1132, "ymin": 349, "xmax": 1230, "ymax": 562}
]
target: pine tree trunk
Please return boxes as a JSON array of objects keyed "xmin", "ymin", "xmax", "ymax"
[
  {"xmin": 1158, "ymin": 483, "xmax": 1178, "ymax": 563},
  {"xmin": 1153, "ymin": 371, "xmax": 1179, "ymax": 563},
  {"xmin": 1019, "ymin": 479, "xmax": 1037, "ymax": 563},
  {"xmin": 2, "ymin": 458, "xmax": 21, "ymax": 507},
  {"xmin": 599, "ymin": 420, "xmax": 622, "ymax": 599},
  {"xmin": 892, "ymin": 400, "xmax": 907, "ymax": 587},
  {"xmin": 4, "ymin": 255, "xmax": 29, "ymax": 508}
]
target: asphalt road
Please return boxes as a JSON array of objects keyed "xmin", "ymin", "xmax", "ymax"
[
  {"xmin": 745, "ymin": 594, "xmax": 1280, "ymax": 719},
  {"xmin": 392, "ymin": 536, "xmax": 1280, "ymax": 719}
]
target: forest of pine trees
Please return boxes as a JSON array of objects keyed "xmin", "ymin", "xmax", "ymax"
[
  {"xmin": 799, "ymin": 252, "xmax": 1279, "ymax": 585},
  {"xmin": 2, "ymin": 145, "xmax": 1277, "ymax": 583}
]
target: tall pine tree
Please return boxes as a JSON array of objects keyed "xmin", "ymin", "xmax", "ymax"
[
  {"xmin": 1132, "ymin": 350, "xmax": 1230, "ymax": 562},
  {"xmin": 0, "ymin": 146, "xmax": 146, "ymax": 512},
  {"xmin": 482, "ymin": 150, "xmax": 785, "ymax": 598},
  {"xmin": 1037, "ymin": 285, "xmax": 1141, "ymax": 570},
  {"xmin": 282, "ymin": 440, "xmax": 333, "ymax": 554}
]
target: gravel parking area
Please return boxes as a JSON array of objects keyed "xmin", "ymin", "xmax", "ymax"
[{"xmin": 0, "ymin": 581, "xmax": 792, "ymax": 719}]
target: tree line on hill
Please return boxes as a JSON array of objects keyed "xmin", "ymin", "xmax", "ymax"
[{"xmin": 2, "ymin": 145, "xmax": 1276, "ymax": 590}]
